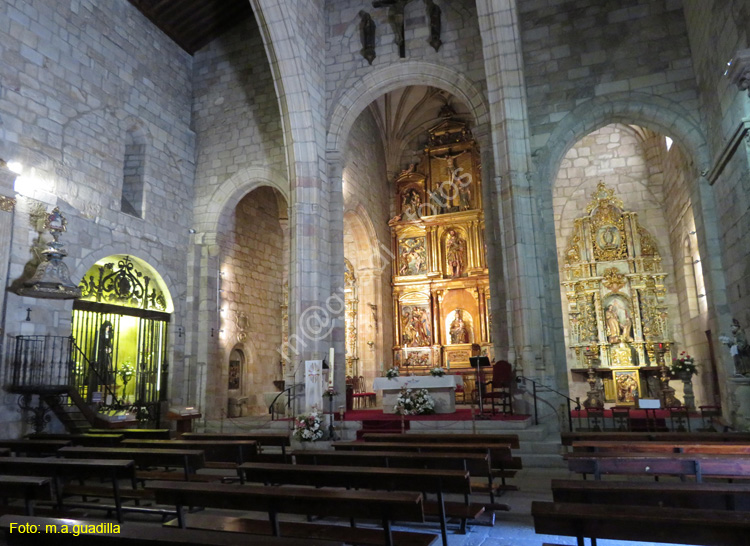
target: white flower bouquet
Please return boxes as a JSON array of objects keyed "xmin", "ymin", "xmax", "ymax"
[
  {"xmin": 385, "ymin": 366, "xmax": 400, "ymax": 379},
  {"xmin": 293, "ymin": 411, "xmax": 324, "ymax": 441},
  {"xmin": 429, "ymin": 366, "xmax": 446, "ymax": 377},
  {"xmin": 394, "ymin": 388, "xmax": 436, "ymax": 415}
]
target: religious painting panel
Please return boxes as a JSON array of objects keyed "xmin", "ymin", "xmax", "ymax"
[
  {"xmin": 446, "ymin": 308, "xmax": 473, "ymax": 345},
  {"xmin": 400, "ymin": 304, "xmax": 432, "ymax": 347},
  {"xmin": 400, "ymin": 186, "xmax": 424, "ymax": 221},
  {"xmin": 613, "ymin": 368, "xmax": 641, "ymax": 405},
  {"xmin": 402, "ymin": 348, "xmax": 432, "ymax": 370},
  {"xmin": 398, "ymin": 237, "xmax": 428, "ymax": 276}
]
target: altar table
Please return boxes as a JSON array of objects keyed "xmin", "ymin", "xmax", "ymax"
[{"xmin": 372, "ymin": 375, "xmax": 463, "ymax": 414}]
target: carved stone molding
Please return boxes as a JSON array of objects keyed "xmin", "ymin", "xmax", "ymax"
[{"xmin": 727, "ymin": 48, "xmax": 750, "ymax": 95}]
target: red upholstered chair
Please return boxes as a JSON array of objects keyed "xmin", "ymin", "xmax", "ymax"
[
  {"xmin": 482, "ymin": 360, "xmax": 514, "ymax": 415},
  {"xmin": 352, "ymin": 376, "xmax": 376, "ymax": 409}
]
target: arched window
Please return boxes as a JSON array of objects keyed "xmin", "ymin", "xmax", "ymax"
[
  {"xmin": 228, "ymin": 348, "xmax": 244, "ymax": 391},
  {"xmin": 683, "ymin": 235, "xmax": 699, "ymax": 318}
]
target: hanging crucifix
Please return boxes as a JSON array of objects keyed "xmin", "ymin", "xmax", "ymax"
[{"xmin": 372, "ymin": 0, "xmax": 409, "ymax": 58}]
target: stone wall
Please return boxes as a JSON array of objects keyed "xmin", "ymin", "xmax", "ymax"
[
  {"xmin": 0, "ymin": 0, "xmax": 195, "ymax": 435},
  {"xmin": 219, "ymin": 187, "xmax": 285, "ymax": 415}
]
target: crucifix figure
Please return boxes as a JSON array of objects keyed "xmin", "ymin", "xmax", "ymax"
[{"xmin": 372, "ymin": 0, "xmax": 409, "ymax": 58}]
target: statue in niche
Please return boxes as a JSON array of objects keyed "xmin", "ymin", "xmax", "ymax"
[
  {"xmin": 435, "ymin": 150, "xmax": 468, "ymax": 212},
  {"xmin": 459, "ymin": 182, "xmax": 471, "ymax": 211},
  {"xmin": 401, "ymin": 188, "xmax": 422, "ymax": 219},
  {"xmin": 446, "ymin": 229, "xmax": 466, "ymax": 277},
  {"xmin": 449, "ymin": 310, "xmax": 470, "ymax": 344},
  {"xmin": 605, "ymin": 300, "xmax": 633, "ymax": 344},
  {"xmin": 720, "ymin": 318, "xmax": 750, "ymax": 376},
  {"xmin": 425, "ymin": 0, "xmax": 441, "ymax": 51},
  {"xmin": 372, "ymin": 0, "xmax": 409, "ymax": 57},
  {"xmin": 359, "ymin": 11, "xmax": 376, "ymax": 65}
]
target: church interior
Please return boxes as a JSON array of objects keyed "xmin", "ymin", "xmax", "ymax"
[{"xmin": 0, "ymin": 0, "xmax": 750, "ymax": 544}]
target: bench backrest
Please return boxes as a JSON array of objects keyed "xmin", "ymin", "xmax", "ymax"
[
  {"xmin": 362, "ymin": 433, "xmax": 520, "ymax": 449},
  {"xmin": 567, "ymin": 452, "xmax": 750, "ymax": 480},
  {"xmin": 332, "ymin": 441, "xmax": 515, "ymax": 466},
  {"xmin": 561, "ymin": 431, "xmax": 750, "ymax": 446},
  {"xmin": 58, "ymin": 446, "xmax": 206, "ymax": 470},
  {"xmin": 120, "ymin": 439, "xmax": 258, "ymax": 463},
  {"xmin": 0, "ymin": 439, "xmax": 72, "ymax": 455},
  {"xmin": 571, "ymin": 441, "xmax": 750, "ymax": 454},
  {"xmin": 87, "ymin": 429, "xmax": 171, "ymax": 440},
  {"xmin": 180, "ymin": 432, "xmax": 291, "ymax": 447},
  {"xmin": 0, "ymin": 456, "xmax": 135, "ymax": 479},
  {"xmin": 27, "ymin": 433, "xmax": 124, "ymax": 447},
  {"xmin": 148, "ymin": 480, "xmax": 425, "ymax": 522},
  {"xmin": 238, "ymin": 462, "xmax": 471, "ymax": 494},
  {"xmin": 293, "ymin": 449, "xmax": 491, "ymax": 476}
]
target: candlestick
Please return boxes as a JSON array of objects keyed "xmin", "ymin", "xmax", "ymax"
[{"xmin": 328, "ymin": 347, "xmax": 335, "ymax": 387}]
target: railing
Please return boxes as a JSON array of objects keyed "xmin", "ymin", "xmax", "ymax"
[
  {"xmin": 9, "ymin": 335, "xmax": 120, "ymax": 407},
  {"xmin": 268, "ymin": 382, "xmax": 302, "ymax": 421},
  {"xmin": 516, "ymin": 375, "xmax": 581, "ymax": 432}
]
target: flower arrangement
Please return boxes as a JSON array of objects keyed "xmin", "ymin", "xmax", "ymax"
[
  {"xmin": 293, "ymin": 411, "xmax": 324, "ymax": 441},
  {"xmin": 670, "ymin": 352, "xmax": 698, "ymax": 376},
  {"xmin": 385, "ymin": 366, "xmax": 400, "ymax": 379},
  {"xmin": 429, "ymin": 366, "xmax": 446, "ymax": 377},
  {"xmin": 394, "ymin": 388, "xmax": 435, "ymax": 415}
]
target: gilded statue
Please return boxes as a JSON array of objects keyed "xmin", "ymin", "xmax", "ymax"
[
  {"xmin": 605, "ymin": 304, "xmax": 621, "ymax": 343},
  {"xmin": 446, "ymin": 229, "xmax": 466, "ymax": 277},
  {"xmin": 449, "ymin": 310, "xmax": 470, "ymax": 344}
]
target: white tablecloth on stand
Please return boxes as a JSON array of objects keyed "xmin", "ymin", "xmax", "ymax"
[{"xmin": 373, "ymin": 375, "xmax": 463, "ymax": 414}]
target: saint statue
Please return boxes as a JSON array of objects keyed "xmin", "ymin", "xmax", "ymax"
[
  {"xmin": 401, "ymin": 188, "xmax": 421, "ymax": 219},
  {"xmin": 446, "ymin": 229, "xmax": 466, "ymax": 277},
  {"xmin": 605, "ymin": 304, "xmax": 620, "ymax": 343},
  {"xmin": 449, "ymin": 310, "xmax": 470, "ymax": 344},
  {"xmin": 720, "ymin": 318, "xmax": 750, "ymax": 376}
]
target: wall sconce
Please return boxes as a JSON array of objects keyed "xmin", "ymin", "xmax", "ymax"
[
  {"xmin": 367, "ymin": 341, "xmax": 375, "ymax": 348},
  {"xmin": 177, "ymin": 326, "xmax": 184, "ymax": 338},
  {"xmin": 25, "ymin": 308, "xmax": 31, "ymax": 322},
  {"xmin": 1, "ymin": 159, "xmax": 23, "ymax": 174}
]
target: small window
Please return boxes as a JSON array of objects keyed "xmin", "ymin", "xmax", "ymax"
[
  {"xmin": 228, "ymin": 348, "xmax": 243, "ymax": 390},
  {"xmin": 122, "ymin": 127, "xmax": 146, "ymax": 217}
]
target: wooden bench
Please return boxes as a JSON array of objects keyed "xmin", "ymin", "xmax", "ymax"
[
  {"xmin": 0, "ymin": 439, "xmax": 71, "ymax": 456},
  {"xmin": 361, "ymin": 433, "xmax": 520, "ymax": 449},
  {"xmin": 566, "ymin": 451, "xmax": 750, "ymax": 482},
  {"xmin": 120, "ymin": 439, "xmax": 258, "ymax": 466},
  {"xmin": 0, "ymin": 475, "xmax": 52, "ymax": 515},
  {"xmin": 180, "ymin": 432, "xmax": 291, "ymax": 461},
  {"xmin": 88, "ymin": 428, "xmax": 172, "ymax": 440},
  {"xmin": 58, "ymin": 446, "xmax": 206, "ymax": 482},
  {"xmin": 238, "ymin": 462, "xmax": 479, "ymax": 545},
  {"xmin": 148, "ymin": 480, "xmax": 435, "ymax": 546},
  {"xmin": 0, "ymin": 515, "xmax": 344, "ymax": 546},
  {"xmin": 570, "ymin": 440, "xmax": 750, "ymax": 455},
  {"xmin": 532, "ymin": 500, "xmax": 750, "ymax": 546},
  {"xmin": 27, "ymin": 433, "xmax": 125, "ymax": 447},
  {"xmin": 551, "ymin": 479, "xmax": 750, "ymax": 511},
  {"xmin": 292, "ymin": 449, "xmax": 501, "ymax": 502},
  {"xmin": 0, "ymin": 457, "xmax": 135, "ymax": 522},
  {"xmin": 561, "ymin": 431, "xmax": 750, "ymax": 446},
  {"xmin": 0, "ymin": 448, "xmax": 10, "ymax": 457}
]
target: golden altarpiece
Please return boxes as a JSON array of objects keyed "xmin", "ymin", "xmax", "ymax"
[
  {"xmin": 561, "ymin": 183, "xmax": 673, "ymax": 406},
  {"xmin": 388, "ymin": 116, "xmax": 492, "ymax": 389}
]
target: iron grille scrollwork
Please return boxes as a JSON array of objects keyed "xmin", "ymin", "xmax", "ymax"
[{"xmin": 79, "ymin": 256, "xmax": 166, "ymax": 311}]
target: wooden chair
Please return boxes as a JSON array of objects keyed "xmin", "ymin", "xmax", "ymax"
[
  {"xmin": 611, "ymin": 406, "xmax": 631, "ymax": 431},
  {"xmin": 481, "ymin": 360, "xmax": 513, "ymax": 415},
  {"xmin": 358, "ymin": 375, "xmax": 376, "ymax": 408},
  {"xmin": 351, "ymin": 376, "xmax": 375, "ymax": 409},
  {"xmin": 585, "ymin": 408, "xmax": 604, "ymax": 432}
]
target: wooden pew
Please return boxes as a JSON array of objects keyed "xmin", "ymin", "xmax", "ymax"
[
  {"xmin": 0, "ymin": 457, "xmax": 135, "ymax": 522},
  {"xmin": 0, "ymin": 448, "xmax": 10, "ymax": 457},
  {"xmin": 566, "ymin": 451, "xmax": 750, "ymax": 482},
  {"xmin": 0, "ymin": 439, "xmax": 71, "ymax": 456},
  {"xmin": 120, "ymin": 439, "xmax": 258, "ymax": 466},
  {"xmin": 0, "ymin": 475, "xmax": 52, "ymax": 515},
  {"xmin": 361, "ymin": 433, "xmax": 520, "ymax": 450},
  {"xmin": 570, "ymin": 440, "xmax": 750, "ymax": 455},
  {"xmin": 532, "ymin": 500, "xmax": 750, "ymax": 546},
  {"xmin": 27, "ymin": 433, "xmax": 124, "ymax": 447},
  {"xmin": 88, "ymin": 428, "xmax": 171, "ymax": 440},
  {"xmin": 561, "ymin": 431, "xmax": 750, "ymax": 446},
  {"xmin": 551, "ymin": 479, "xmax": 750, "ymax": 511},
  {"xmin": 58, "ymin": 446, "xmax": 205, "ymax": 482},
  {"xmin": 293, "ymin": 449, "xmax": 500, "ymax": 502},
  {"xmin": 180, "ymin": 432, "xmax": 291, "ymax": 461},
  {"xmin": 148, "ymin": 480, "xmax": 435, "ymax": 546},
  {"xmin": 238, "ymin": 462, "xmax": 478, "ymax": 545},
  {"xmin": 332, "ymin": 441, "xmax": 521, "ymax": 486},
  {"xmin": 0, "ymin": 515, "xmax": 343, "ymax": 546}
]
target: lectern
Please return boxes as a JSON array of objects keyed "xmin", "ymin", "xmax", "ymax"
[{"xmin": 469, "ymin": 356, "xmax": 491, "ymax": 415}]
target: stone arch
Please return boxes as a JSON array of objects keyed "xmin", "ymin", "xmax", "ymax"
[
  {"xmin": 343, "ymin": 205, "xmax": 382, "ymax": 271},
  {"xmin": 327, "ymin": 62, "xmax": 490, "ymax": 154},
  {"xmin": 195, "ymin": 165, "xmax": 289, "ymax": 242},
  {"xmin": 536, "ymin": 92, "xmax": 710, "ymax": 186}
]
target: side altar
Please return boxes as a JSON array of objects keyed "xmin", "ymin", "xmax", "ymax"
[{"xmin": 373, "ymin": 375, "xmax": 463, "ymax": 414}]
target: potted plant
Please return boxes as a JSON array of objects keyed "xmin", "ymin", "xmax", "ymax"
[
  {"xmin": 670, "ymin": 352, "xmax": 698, "ymax": 379},
  {"xmin": 394, "ymin": 387, "xmax": 436, "ymax": 415},
  {"xmin": 293, "ymin": 411, "xmax": 324, "ymax": 442}
]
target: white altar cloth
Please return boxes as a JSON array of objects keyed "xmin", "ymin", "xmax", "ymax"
[{"xmin": 373, "ymin": 375, "xmax": 463, "ymax": 414}]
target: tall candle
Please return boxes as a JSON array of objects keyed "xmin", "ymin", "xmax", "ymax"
[{"xmin": 329, "ymin": 347, "xmax": 335, "ymax": 387}]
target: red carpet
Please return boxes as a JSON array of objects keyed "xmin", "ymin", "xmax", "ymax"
[{"xmin": 339, "ymin": 408, "xmax": 528, "ymax": 422}]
